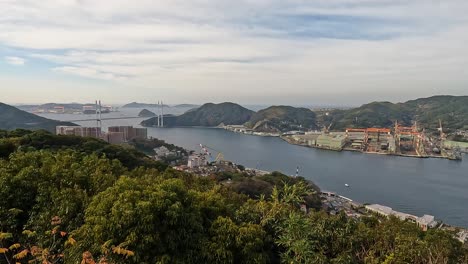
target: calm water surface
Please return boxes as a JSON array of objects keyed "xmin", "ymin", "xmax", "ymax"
[{"xmin": 40, "ymin": 110, "xmax": 468, "ymax": 227}]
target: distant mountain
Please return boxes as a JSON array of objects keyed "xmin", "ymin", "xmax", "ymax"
[
  {"xmin": 122, "ymin": 102, "xmax": 169, "ymax": 108},
  {"xmin": 245, "ymin": 106, "xmax": 318, "ymax": 133},
  {"xmin": 138, "ymin": 109, "xmax": 156, "ymax": 117},
  {"xmin": 173, "ymin": 104, "xmax": 199, "ymax": 108},
  {"xmin": 328, "ymin": 95, "xmax": 468, "ymax": 132},
  {"xmin": 16, "ymin": 103, "xmax": 95, "ymax": 112},
  {"xmin": 0, "ymin": 103, "xmax": 75, "ymax": 132},
  {"xmin": 141, "ymin": 102, "xmax": 254, "ymax": 127},
  {"xmin": 141, "ymin": 96, "xmax": 468, "ymax": 132}
]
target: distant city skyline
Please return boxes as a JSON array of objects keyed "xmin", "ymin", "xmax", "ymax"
[{"xmin": 1, "ymin": 0, "xmax": 468, "ymax": 105}]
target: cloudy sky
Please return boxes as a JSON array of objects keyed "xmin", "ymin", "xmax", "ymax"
[{"xmin": 1, "ymin": 0, "xmax": 467, "ymax": 106}]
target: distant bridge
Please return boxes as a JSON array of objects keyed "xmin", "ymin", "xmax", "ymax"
[
  {"xmin": 67, "ymin": 116, "xmax": 143, "ymax": 122},
  {"xmin": 66, "ymin": 115, "xmax": 176, "ymax": 123}
]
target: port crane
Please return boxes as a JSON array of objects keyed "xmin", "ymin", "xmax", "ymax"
[
  {"xmin": 438, "ymin": 119, "xmax": 446, "ymax": 140},
  {"xmin": 199, "ymin": 144, "xmax": 225, "ymax": 163},
  {"xmin": 322, "ymin": 122, "xmax": 333, "ymax": 134}
]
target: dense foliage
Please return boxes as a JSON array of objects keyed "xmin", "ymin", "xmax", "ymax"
[
  {"xmin": 327, "ymin": 95, "xmax": 468, "ymax": 132},
  {"xmin": 0, "ymin": 103, "xmax": 74, "ymax": 132},
  {"xmin": 0, "ymin": 129, "xmax": 167, "ymax": 170},
  {"xmin": 0, "ymin": 130, "xmax": 467, "ymax": 263}
]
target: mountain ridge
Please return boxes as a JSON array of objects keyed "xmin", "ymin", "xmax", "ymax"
[
  {"xmin": 0, "ymin": 102, "xmax": 76, "ymax": 132},
  {"xmin": 137, "ymin": 95, "xmax": 468, "ymax": 132}
]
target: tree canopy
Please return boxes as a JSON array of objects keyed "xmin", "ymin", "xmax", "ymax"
[{"xmin": 0, "ymin": 129, "xmax": 467, "ymax": 263}]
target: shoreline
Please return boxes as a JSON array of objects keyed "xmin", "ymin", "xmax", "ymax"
[
  {"xmin": 278, "ymin": 132, "xmax": 463, "ymax": 161},
  {"xmin": 245, "ymin": 162, "xmax": 468, "ymax": 235},
  {"xmin": 145, "ymin": 125, "xmax": 463, "ymax": 161},
  {"xmin": 242, "ymin": 165, "xmax": 467, "ymax": 231}
]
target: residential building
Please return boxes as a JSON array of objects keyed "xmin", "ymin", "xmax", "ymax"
[
  {"xmin": 108, "ymin": 126, "xmax": 147, "ymax": 141},
  {"xmin": 56, "ymin": 126, "xmax": 101, "ymax": 138},
  {"xmin": 417, "ymin": 215, "xmax": 437, "ymax": 231},
  {"xmin": 105, "ymin": 132, "xmax": 125, "ymax": 144}
]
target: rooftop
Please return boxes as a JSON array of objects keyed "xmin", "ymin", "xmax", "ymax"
[{"xmin": 417, "ymin": 215, "xmax": 435, "ymax": 225}]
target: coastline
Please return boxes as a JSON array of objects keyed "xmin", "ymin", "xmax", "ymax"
[
  {"xmin": 222, "ymin": 125, "xmax": 463, "ymax": 161},
  {"xmin": 245, "ymin": 163, "xmax": 468, "ymax": 238}
]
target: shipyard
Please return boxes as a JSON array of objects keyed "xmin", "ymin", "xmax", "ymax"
[{"xmin": 227, "ymin": 120, "xmax": 465, "ymax": 161}]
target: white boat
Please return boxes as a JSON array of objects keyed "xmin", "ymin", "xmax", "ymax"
[{"xmin": 345, "ymin": 184, "xmax": 350, "ymax": 187}]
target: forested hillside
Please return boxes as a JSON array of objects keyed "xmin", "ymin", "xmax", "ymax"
[
  {"xmin": 0, "ymin": 130, "xmax": 467, "ymax": 263},
  {"xmin": 0, "ymin": 103, "xmax": 74, "ymax": 132},
  {"xmin": 245, "ymin": 106, "xmax": 318, "ymax": 133},
  {"xmin": 142, "ymin": 102, "xmax": 254, "ymax": 127},
  {"xmin": 328, "ymin": 96, "xmax": 468, "ymax": 131}
]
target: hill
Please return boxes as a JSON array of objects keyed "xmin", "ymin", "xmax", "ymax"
[
  {"xmin": 328, "ymin": 96, "xmax": 468, "ymax": 132},
  {"xmin": 328, "ymin": 101, "xmax": 412, "ymax": 130},
  {"xmin": 0, "ymin": 102, "xmax": 75, "ymax": 132},
  {"xmin": 404, "ymin": 95, "xmax": 468, "ymax": 131},
  {"xmin": 245, "ymin": 106, "xmax": 318, "ymax": 133},
  {"xmin": 138, "ymin": 109, "xmax": 156, "ymax": 117},
  {"xmin": 141, "ymin": 102, "xmax": 254, "ymax": 127}
]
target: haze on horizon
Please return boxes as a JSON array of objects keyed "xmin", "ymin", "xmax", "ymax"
[{"xmin": 1, "ymin": 0, "xmax": 468, "ymax": 106}]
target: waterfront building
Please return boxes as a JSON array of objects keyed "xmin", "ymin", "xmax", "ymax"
[
  {"xmin": 82, "ymin": 105, "xmax": 96, "ymax": 114},
  {"xmin": 365, "ymin": 204, "xmax": 393, "ymax": 217},
  {"xmin": 315, "ymin": 134, "xmax": 346, "ymax": 150},
  {"xmin": 417, "ymin": 215, "xmax": 437, "ymax": 231},
  {"xmin": 366, "ymin": 204, "xmax": 436, "ymax": 231}
]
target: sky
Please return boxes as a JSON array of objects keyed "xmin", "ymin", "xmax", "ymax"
[{"xmin": 1, "ymin": 0, "xmax": 468, "ymax": 106}]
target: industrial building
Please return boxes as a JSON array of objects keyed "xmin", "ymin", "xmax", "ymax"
[{"xmin": 315, "ymin": 134, "xmax": 346, "ymax": 150}]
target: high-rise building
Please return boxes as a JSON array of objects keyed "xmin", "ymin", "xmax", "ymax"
[
  {"xmin": 108, "ymin": 126, "xmax": 147, "ymax": 141},
  {"xmin": 56, "ymin": 125, "xmax": 147, "ymax": 143},
  {"xmin": 56, "ymin": 126, "xmax": 101, "ymax": 138},
  {"xmin": 105, "ymin": 132, "xmax": 125, "ymax": 144}
]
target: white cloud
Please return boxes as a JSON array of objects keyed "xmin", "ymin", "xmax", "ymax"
[
  {"xmin": 0, "ymin": 0, "xmax": 467, "ymax": 104},
  {"xmin": 4, "ymin": 56, "xmax": 26, "ymax": 66}
]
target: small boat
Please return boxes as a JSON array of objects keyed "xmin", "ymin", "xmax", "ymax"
[{"xmin": 345, "ymin": 184, "xmax": 350, "ymax": 187}]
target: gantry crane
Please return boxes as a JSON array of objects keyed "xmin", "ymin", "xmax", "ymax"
[
  {"xmin": 199, "ymin": 144, "xmax": 225, "ymax": 163},
  {"xmin": 438, "ymin": 119, "xmax": 446, "ymax": 140}
]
